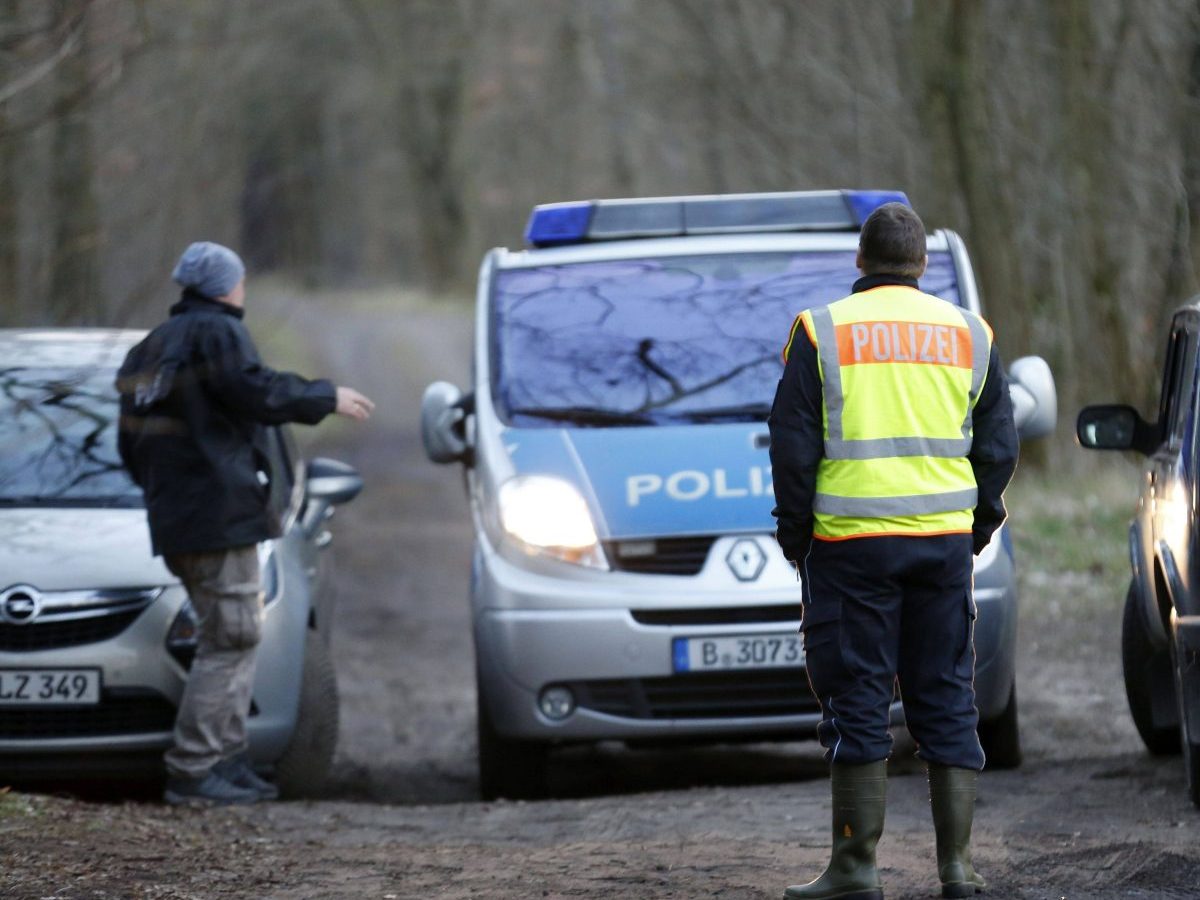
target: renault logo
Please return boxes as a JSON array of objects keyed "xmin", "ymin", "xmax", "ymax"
[
  {"xmin": 0, "ymin": 585, "xmax": 42, "ymax": 625},
  {"xmin": 726, "ymin": 539, "xmax": 766, "ymax": 582}
]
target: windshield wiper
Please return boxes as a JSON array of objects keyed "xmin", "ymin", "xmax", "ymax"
[
  {"xmin": 672, "ymin": 403, "xmax": 773, "ymax": 423},
  {"xmin": 508, "ymin": 406, "xmax": 659, "ymax": 427}
]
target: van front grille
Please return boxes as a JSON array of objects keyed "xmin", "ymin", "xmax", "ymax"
[{"xmin": 605, "ymin": 536, "xmax": 718, "ymax": 576}]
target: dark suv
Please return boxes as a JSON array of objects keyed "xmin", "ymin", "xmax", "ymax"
[{"xmin": 1078, "ymin": 302, "xmax": 1200, "ymax": 806}]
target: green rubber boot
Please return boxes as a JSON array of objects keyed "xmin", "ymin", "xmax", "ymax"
[
  {"xmin": 784, "ymin": 760, "xmax": 887, "ymax": 900},
  {"xmin": 928, "ymin": 764, "xmax": 986, "ymax": 898}
]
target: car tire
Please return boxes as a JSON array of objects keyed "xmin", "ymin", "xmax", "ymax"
[
  {"xmin": 275, "ymin": 631, "xmax": 339, "ymax": 799},
  {"xmin": 476, "ymin": 666, "xmax": 548, "ymax": 801},
  {"xmin": 1122, "ymin": 581, "xmax": 1180, "ymax": 755},
  {"xmin": 978, "ymin": 682, "xmax": 1022, "ymax": 769}
]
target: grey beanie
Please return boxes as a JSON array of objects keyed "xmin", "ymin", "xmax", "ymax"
[{"xmin": 172, "ymin": 241, "xmax": 245, "ymax": 299}]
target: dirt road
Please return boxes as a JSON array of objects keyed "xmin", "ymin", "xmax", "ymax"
[{"xmin": 2, "ymin": 289, "xmax": 1199, "ymax": 899}]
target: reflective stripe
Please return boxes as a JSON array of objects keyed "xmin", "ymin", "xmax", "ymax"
[
  {"xmin": 825, "ymin": 435, "xmax": 972, "ymax": 460},
  {"xmin": 813, "ymin": 487, "xmax": 979, "ymax": 517},
  {"xmin": 810, "ymin": 307, "xmax": 843, "ymax": 444}
]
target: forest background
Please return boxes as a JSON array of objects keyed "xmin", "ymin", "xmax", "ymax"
[{"xmin": 1, "ymin": 0, "xmax": 1198, "ymax": 452}]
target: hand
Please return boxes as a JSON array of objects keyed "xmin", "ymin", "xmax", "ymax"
[{"xmin": 335, "ymin": 386, "xmax": 375, "ymax": 422}]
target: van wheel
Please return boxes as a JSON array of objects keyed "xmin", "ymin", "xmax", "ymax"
[
  {"xmin": 1123, "ymin": 581, "xmax": 1180, "ymax": 755},
  {"xmin": 979, "ymin": 683, "xmax": 1022, "ymax": 769},
  {"xmin": 476, "ymin": 667, "xmax": 547, "ymax": 801},
  {"xmin": 275, "ymin": 631, "xmax": 339, "ymax": 798}
]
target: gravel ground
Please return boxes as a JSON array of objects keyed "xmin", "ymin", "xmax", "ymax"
[{"xmin": 2, "ymin": 288, "xmax": 1198, "ymax": 899}]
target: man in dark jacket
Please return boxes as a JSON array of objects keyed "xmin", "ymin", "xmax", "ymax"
[{"xmin": 117, "ymin": 241, "xmax": 374, "ymax": 805}]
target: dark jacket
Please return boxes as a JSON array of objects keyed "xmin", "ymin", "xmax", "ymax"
[
  {"xmin": 768, "ymin": 273, "xmax": 1020, "ymax": 561},
  {"xmin": 116, "ymin": 290, "xmax": 337, "ymax": 556}
]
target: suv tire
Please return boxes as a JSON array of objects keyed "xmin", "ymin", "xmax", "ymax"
[
  {"xmin": 275, "ymin": 631, "xmax": 339, "ymax": 798},
  {"xmin": 1122, "ymin": 581, "xmax": 1180, "ymax": 755},
  {"xmin": 476, "ymin": 665, "xmax": 548, "ymax": 801}
]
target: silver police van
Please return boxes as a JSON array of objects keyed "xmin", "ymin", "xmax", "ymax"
[{"xmin": 422, "ymin": 190, "xmax": 1056, "ymax": 799}]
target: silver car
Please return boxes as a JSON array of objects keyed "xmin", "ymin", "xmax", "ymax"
[
  {"xmin": 0, "ymin": 329, "xmax": 362, "ymax": 794},
  {"xmin": 423, "ymin": 190, "xmax": 1058, "ymax": 800}
]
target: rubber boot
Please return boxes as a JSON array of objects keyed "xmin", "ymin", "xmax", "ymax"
[
  {"xmin": 928, "ymin": 764, "xmax": 986, "ymax": 898},
  {"xmin": 784, "ymin": 760, "xmax": 887, "ymax": 900}
]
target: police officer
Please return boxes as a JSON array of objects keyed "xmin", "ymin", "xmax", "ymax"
[{"xmin": 769, "ymin": 202, "xmax": 1018, "ymax": 899}]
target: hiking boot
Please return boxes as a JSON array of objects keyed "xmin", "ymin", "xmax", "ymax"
[
  {"xmin": 784, "ymin": 760, "xmax": 887, "ymax": 900},
  {"xmin": 163, "ymin": 771, "xmax": 259, "ymax": 806},
  {"xmin": 213, "ymin": 755, "xmax": 280, "ymax": 801},
  {"xmin": 928, "ymin": 764, "xmax": 986, "ymax": 898}
]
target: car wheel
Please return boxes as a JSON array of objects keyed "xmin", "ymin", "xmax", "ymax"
[
  {"xmin": 978, "ymin": 682, "xmax": 1022, "ymax": 769},
  {"xmin": 476, "ymin": 666, "xmax": 548, "ymax": 801},
  {"xmin": 1123, "ymin": 580, "xmax": 1180, "ymax": 755},
  {"xmin": 275, "ymin": 631, "xmax": 339, "ymax": 798}
]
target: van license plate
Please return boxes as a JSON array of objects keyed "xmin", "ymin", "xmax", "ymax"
[
  {"xmin": 0, "ymin": 669, "xmax": 101, "ymax": 705},
  {"xmin": 672, "ymin": 633, "xmax": 803, "ymax": 672}
]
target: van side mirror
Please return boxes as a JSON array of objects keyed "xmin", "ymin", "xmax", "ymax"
[
  {"xmin": 421, "ymin": 381, "xmax": 474, "ymax": 465},
  {"xmin": 1077, "ymin": 404, "xmax": 1159, "ymax": 455},
  {"xmin": 1008, "ymin": 356, "xmax": 1056, "ymax": 441},
  {"xmin": 302, "ymin": 457, "xmax": 363, "ymax": 537}
]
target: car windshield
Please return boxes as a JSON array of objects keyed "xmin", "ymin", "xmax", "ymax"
[
  {"xmin": 0, "ymin": 365, "xmax": 141, "ymax": 507},
  {"xmin": 492, "ymin": 249, "xmax": 961, "ymax": 427}
]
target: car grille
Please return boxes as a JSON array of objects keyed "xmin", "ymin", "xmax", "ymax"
[
  {"xmin": 0, "ymin": 688, "xmax": 176, "ymax": 739},
  {"xmin": 0, "ymin": 588, "xmax": 159, "ymax": 652},
  {"xmin": 606, "ymin": 536, "xmax": 718, "ymax": 576},
  {"xmin": 571, "ymin": 670, "xmax": 818, "ymax": 720},
  {"xmin": 631, "ymin": 606, "xmax": 800, "ymax": 627}
]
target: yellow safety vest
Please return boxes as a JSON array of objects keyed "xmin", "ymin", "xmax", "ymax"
[{"xmin": 784, "ymin": 285, "xmax": 993, "ymax": 540}]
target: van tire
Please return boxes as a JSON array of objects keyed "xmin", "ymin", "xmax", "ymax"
[
  {"xmin": 979, "ymin": 682, "xmax": 1022, "ymax": 769},
  {"xmin": 476, "ymin": 667, "xmax": 547, "ymax": 801},
  {"xmin": 275, "ymin": 632, "xmax": 339, "ymax": 798}
]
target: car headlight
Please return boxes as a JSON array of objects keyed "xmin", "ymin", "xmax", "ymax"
[{"xmin": 498, "ymin": 475, "xmax": 608, "ymax": 569}]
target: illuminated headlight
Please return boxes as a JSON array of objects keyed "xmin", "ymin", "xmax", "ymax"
[{"xmin": 498, "ymin": 475, "xmax": 608, "ymax": 569}]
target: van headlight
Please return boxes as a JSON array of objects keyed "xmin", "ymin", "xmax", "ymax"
[{"xmin": 498, "ymin": 475, "xmax": 608, "ymax": 569}]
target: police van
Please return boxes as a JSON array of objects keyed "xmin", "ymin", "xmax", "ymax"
[{"xmin": 421, "ymin": 190, "xmax": 1056, "ymax": 799}]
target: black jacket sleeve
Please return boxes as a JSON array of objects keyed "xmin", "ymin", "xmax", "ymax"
[
  {"xmin": 768, "ymin": 332, "xmax": 824, "ymax": 563},
  {"xmin": 968, "ymin": 344, "xmax": 1020, "ymax": 554},
  {"xmin": 201, "ymin": 319, "xmax": 337, "ymax": 426}
]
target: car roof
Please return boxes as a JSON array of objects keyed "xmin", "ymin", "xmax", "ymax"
[
  {"xmin": 493, "ymin": 229, "xmax": 954, "ymax": 270},
  {"xmin": 0, "ymin": 328, "xmax": 145, "ymax": 368}
]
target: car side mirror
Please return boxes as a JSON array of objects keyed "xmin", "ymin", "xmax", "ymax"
[
  {"xmin": 1008, "ymin": 356, "xmax": 1057, "ymax": 441},
  {"xmin": 306, "ymin": 457, "xmax": 364, "ymax": 506},
  {"xmin": 422, "ymin": 381, "xmax": 474, "ymax": 465},
  {"xmin": 1077, "ymin": 404, "xmax": 1159, "ymax": 455}
]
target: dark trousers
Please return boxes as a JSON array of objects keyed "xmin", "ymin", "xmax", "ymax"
[{"xmin": 800, "ymin": 533, "xmax": 985, "ymax": 771}]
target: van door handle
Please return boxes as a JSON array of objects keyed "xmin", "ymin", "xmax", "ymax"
[{"xmin": 753, "ymin": 433, "xmax": 771, "ymax": 450}]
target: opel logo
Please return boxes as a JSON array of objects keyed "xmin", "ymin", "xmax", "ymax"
[
  {"xmin": 726, "ymin": 539, "xmax": 767, "ymax": 582},
  {"xmin": 0, "ymin": 585, "xmax": 42, "ymax": 625}
]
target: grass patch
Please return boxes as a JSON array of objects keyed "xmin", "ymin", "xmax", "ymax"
[{"xmin": 0, "ymin": 787, "xmax": 37, "ymax": 820}]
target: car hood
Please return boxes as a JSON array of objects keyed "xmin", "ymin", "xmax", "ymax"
[
  {"xmin": 0, "ymin": 508, "xmax": 174, "ymax": 591},
  {"xmin": 503, "ymin": 423, "xmax": 774, "ymax": 540}
]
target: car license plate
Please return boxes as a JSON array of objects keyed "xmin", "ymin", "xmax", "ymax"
[
  {"xmin": 672, "ymin": 633, "xmax": 804, "ymax": 672},
  {"xmin": 0, "ymin": 669, "xmax": 101, "ymax": 706}
]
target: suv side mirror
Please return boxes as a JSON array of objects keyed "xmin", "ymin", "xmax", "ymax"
[
  {"xmin": 422, "ymin": 381, "xmax": 474, "ymax": 465},
  {"xmin": 1077, "ymin": 404, "xmax": 1160, "ymax": 455},
  {"xmin": 1008, "ymin": 356, "xmax": 1057, "ymax": 441}
]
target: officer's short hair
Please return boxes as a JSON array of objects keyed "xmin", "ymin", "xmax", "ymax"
[{"xmin": 859, "ymin": 202, "xmax": 927, "ymax": 279}]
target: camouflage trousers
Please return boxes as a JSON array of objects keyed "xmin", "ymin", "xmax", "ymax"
[{"xmin": 162, "ymin": 546, "xmax": 263, "ymax": 779}]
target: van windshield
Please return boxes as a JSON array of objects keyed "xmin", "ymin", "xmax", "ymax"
[
  {"xmin": 0, "ymin": 365, "xmax": 141, "ymax": 507},
  {"xmin": 492, "ymin": 250, "xmax": 961, "ymax": 427}
]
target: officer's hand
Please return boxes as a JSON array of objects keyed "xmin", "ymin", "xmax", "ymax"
[{"xmin": 335, "ymin": 386, "xmax": 375, "ymax": 421}]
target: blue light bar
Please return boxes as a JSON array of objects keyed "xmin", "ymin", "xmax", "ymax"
[
  {"xmin": 524, "ymin": 189, "xmax": 912, "ymax": 247},
  {"xmin": 844, "ymin": 190, "xmax": 910, "ymax": 225},
  {"xmin": 524, "ymin": 201, "xmax": 594, "ymax": 247}
]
